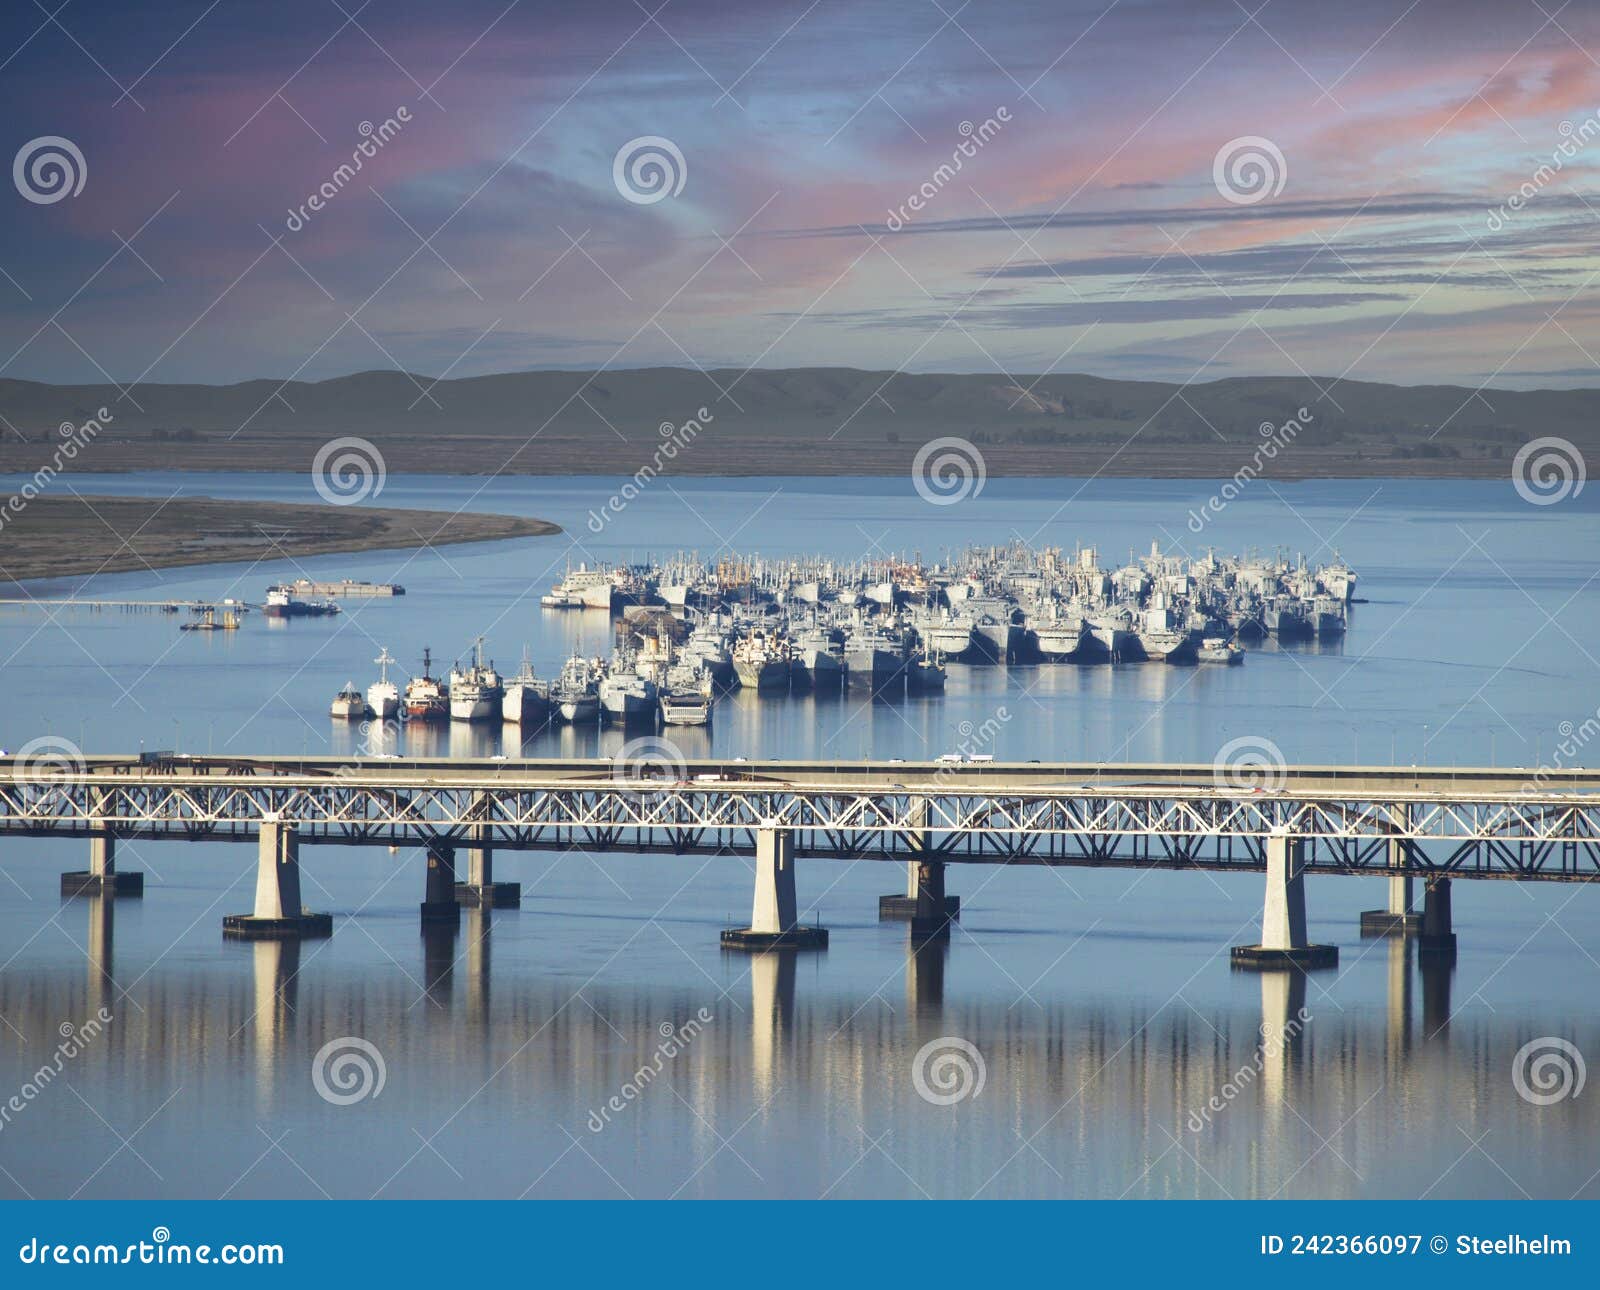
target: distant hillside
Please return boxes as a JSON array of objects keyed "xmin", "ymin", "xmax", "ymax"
[{"xmin": 2, "ymin": 367, "xmax": 1593, "ymax": 478}]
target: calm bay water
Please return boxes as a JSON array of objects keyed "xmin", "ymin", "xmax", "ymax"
[{"xmin": 0, "ymin": 473, "xmax": 1596, "ymax": 1199}]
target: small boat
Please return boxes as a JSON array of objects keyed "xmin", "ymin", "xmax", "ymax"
[
  {"xmin": 330, "ymin": 682, "xmax": 369, "ymax": 720},
  {"xmin": 1197, "ymin": 637, "xmax": 1244, "ymax": 665}
]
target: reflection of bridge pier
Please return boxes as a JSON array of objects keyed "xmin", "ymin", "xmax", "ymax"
[
  {"xmin": 1419, "ymin": 947, "xmax": 1453, "ymax": 1042},
  {"xmin": 1386, "ymin": 934, "xmax": 1413, "ymax": 1056},
  {"xmin": 464, "ymin": 908, "xmax": 492, "ymax": 1018},
  {"xmin": 905, "ymin": 929, "xmax": 947, "ymax": 1014},
  {"xmin": 421, "ymin": 922, "xmax": 456, "ymax": 1009},
  {"xmin": 1258, "ymin": 968, "xmax": 1308, "ymax": 1117},
  {"xmin": 85, "ymin": 893, "xmax": 115, "ymax": 1018},
  {"xmin": 61, "ymin": 790, "xmax": 143, "ymax": 896},
  {"xmin": 251, "ymin": 938, "xmax": 300, "ymax": 1111},
  {"xmin": 750, "ymin": 948, "xmax": 797, "ymax": 1098}
]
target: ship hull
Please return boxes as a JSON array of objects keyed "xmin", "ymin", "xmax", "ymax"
[
  {"xmin": 734, "ymin": 659, "xmax": 790, "ymax": 692},
  {"xmin": 844, "ymin": 647, "xmax": 904, "ymax": 692}
]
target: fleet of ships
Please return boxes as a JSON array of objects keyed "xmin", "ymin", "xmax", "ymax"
[{"xmin": 328, "ymin": 542, "xmax": 1357, "ymax": 732}]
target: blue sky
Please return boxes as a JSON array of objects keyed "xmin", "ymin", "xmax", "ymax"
[{"xmin": 1, "ymin": 0, "xmax": 1598, "ymax": 388}]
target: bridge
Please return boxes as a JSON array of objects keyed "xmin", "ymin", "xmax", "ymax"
[{"xmin": 4, "ymin": 754, "xmax": 1598, "ymax": 965}]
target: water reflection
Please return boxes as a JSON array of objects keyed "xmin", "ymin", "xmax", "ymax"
[{"xmin": 3, "ymin": 918, "xmax": 1593, "ymax": 1200}]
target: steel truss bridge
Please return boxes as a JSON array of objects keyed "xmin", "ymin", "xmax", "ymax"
[{"xmin": 3, "ymin": 755, "xmax": 1599, "ymax": 882}]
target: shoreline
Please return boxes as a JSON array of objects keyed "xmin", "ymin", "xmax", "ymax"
[{"xmin": 0, "ymin": 495, "xmax": 560, "ymax": 587}]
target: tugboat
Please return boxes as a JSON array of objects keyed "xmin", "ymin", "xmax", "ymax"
[
  {"xmin": 330, "ymin": 682, "xmax": 368, "ymax": 720},
  {"xmin": 368, "ymin": 648, "xmax": 400, "ymax": 720},
  {"xmin": 404, "ymin": 648, "xmax": 449, "ymax": 722},
  {"xmin": 449, "ymin": 638, "xmax": 504, "ymax": 723}
]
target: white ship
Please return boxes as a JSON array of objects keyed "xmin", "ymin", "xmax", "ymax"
[
  {"xmin": 553, "ymin": 654, "xmax": 600, "ymax": 724},
  {"xmin": 598, "ymin": 667, "xmax": 658, "ymax": 724},
  {"xmin": 542, "ymin": 565, "xmax": 617, "ymax": 611},
  {"xmin": 502, "ymin": 649, "xmax": 550, "ymax": 723},
  {"xmin": 404, "ymin": 648, "xmax": 449, "ymax": 722},
  {"xmin": 367, "ymin": 648, "xmax": 400, "ymax": 720},
  {"xmin": 449, "ymin": 638, "xmax": 504, "ymax": 722}
]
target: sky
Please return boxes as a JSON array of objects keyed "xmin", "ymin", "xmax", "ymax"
[{"xmin": 1, "ymin": 0, "xmax": 1599, "ymax": 389}]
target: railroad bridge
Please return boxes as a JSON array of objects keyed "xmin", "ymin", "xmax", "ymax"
[{"xmin": 4, "ymin": 755, "xmax": 1597, "ymax": 965}]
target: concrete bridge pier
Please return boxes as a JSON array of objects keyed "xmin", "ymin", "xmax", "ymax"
[
  {"xmin": 879, "ymin": 800, "xmax": 959, "ymax": 923},
  {"xmin": 1417, "ymin": 877, "xmax": 1456, "ymax": 957},
  {"xmin": 223, "ymin": 820, "xmax": 332, "ymax": 939},
  {"xmin": 61, "ymin": 792, "xmax": 143, "ymax": 896},
  {"xmin": 1360, "ymin": 805, "xmax": 1420, "ymax": 934},
  {"xmin": 722, "ymin": 826, "xmax": 827, "ymax": 949},
  {"xmin": 421, "ymin": 841, "xmax": 462, "ymax": 926},
  {"xmin": 455, "ymin": 792, "xmax": 520, "ymax": 908},
  {"xmin": 1232, "ymin": 832, "xmax": 1338, "ymax": 969}
]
